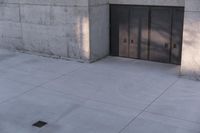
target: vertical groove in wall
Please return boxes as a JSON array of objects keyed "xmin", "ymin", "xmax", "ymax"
[{"xmin": 18, "ymin": 3, "xmax": 24, "ymax": 49}]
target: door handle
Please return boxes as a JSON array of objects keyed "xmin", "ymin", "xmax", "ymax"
[
  {"xmin": 173, "ymin": 44, "xmax": 177, "ymax": 48},
  {"xmin": 164, "ymin": 43, "xmax": 168, "ymax": 48},
  {"xmin": 131, "ymin": 39, "xmax": 134, "ymax": 44},
  {"xmin": 123, "ymin": 38, "xmax": 127, "ymax": 43}
]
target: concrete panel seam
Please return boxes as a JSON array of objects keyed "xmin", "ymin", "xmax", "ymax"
[{"xmin": 118, "ymin": 78, "xmax": 180, "ymax": 133}]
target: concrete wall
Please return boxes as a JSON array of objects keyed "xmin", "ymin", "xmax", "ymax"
[
  {"xmin": 181, "ymin": 0, "xmax": 200, "ymax": 80},
  {"xmin": 89, "ymin": 0, "xmax": 109, "ymax": 61},
  {"xmin": 0, "ymin": 0, "xmax": 90, "ymax": 61}
]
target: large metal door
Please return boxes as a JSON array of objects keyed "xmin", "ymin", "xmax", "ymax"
[
  {"xmin": 110, "ymin": 5, "xmax": 184, "ymax": 65},
  {"xmin": 171, "ymin": 8, "xmax": 184, "ymax": 65},
  {"xmin": 150, "ymin": 7, "xmax": 172, "ymax": 63},
  {"xmin": 129, "ymin": 7, "xmax": 149, "ymax": 59}
]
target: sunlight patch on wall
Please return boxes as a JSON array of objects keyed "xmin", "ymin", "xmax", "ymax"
[{"xmin": 75, "ymin": 15, "xmax": 90, "ymax": 60}]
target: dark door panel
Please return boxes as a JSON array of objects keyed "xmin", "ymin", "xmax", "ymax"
[
  {"xmin": 129, "ymin": 7, "xmax": 149, "ymax": 59},
  {"xmin": 110, "ymin": 5, "xmax": 129, "ymax": 57},
  {"xmin": 139, "ymin": 8, "xmax": 149, "ymax": 60},
  {"xmin": 118, "ymin": 7, "xmax": 129, "ymax": 57},
  {"xmin": 129, "ymin": 8, "xmax": 139, "ymax": 58},
  {"xmin": 171, "ymin": 8, "xmax": 184, "ymax": 65},
  {"xmin": 150, "ymin": 7, "xmax": 172, "ymax": 63},
  {"xmin": 110, "ymin": 5, "xmax": 119, "ymax": 56}
]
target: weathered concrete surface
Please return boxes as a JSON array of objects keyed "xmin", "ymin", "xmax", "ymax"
[
  {"xmin": 89, "ymin": 0, "xmax": 109, "ymax": 61},
  {"xmin": 181, "ymin": 0, "xmax": 200, "ymax": 80},
  {"xmin": 0, "ymin": 0, "xmax": 110, "ymax": 62},
  {"xmin": 0, "ymin": 0, "xmax": 90, "ymax": 61},
  {"xmin": 0, "ymin": 49, "xmax": 200, "ymax": 133}
]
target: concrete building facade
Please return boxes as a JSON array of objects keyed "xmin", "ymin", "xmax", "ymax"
[{"xmin": 0, "ymin": 0, "xmax": 200, "ymax": 80}]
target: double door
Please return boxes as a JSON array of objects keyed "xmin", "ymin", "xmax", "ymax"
[{"xmin": 110, "ymin": 5, "xmax": 184, "ymax": 64}]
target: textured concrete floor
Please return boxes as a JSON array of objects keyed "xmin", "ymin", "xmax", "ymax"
[{"xmin": 0, "ymin": 49, "xmax": 200, "ymax": 133}]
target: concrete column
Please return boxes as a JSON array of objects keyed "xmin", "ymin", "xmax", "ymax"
[
  {"xmin": 181, "ymin": 0, "xmax": 200, "ymax": 80},
  {"xmin": 88, "ymin": 0, "xmax": 109, "ymax": 62}
]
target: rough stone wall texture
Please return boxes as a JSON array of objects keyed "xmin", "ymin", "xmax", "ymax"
[
  {"xmin": 181, "ymin": 0, "xmax": 200, "ymax": 80},
  {"xmin": 0, "ymin": 0, "xmax": 90, "ymax": 61}
]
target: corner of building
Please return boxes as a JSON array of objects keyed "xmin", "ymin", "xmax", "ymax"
[
  {"xmin": 88, "ymin": 0, "xmax": 110, "ymax": 62},
  {"xmin": 181, "ymin": 0, "xmax": 200, "ymax": 80}
]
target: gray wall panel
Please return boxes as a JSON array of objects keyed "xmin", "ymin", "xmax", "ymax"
[{"xmin": 0, "ymin": 0, "xmax": 90, "ymax": 61}]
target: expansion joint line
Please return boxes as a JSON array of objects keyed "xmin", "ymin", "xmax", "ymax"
[{"xmin": 118, "ymin": 78, "xmax": 179, "ymax": 133}]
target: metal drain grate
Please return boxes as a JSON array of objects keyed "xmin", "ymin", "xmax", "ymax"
[{"xmin": 32, "ymin": 121, "xmax": 47, "ymax": 128}]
